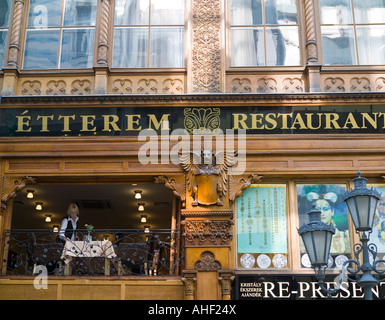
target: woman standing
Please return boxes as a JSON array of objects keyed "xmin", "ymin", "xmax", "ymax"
[{"xmin": 59, "ymin": 203, "xmax": 79, "ymax": 242}]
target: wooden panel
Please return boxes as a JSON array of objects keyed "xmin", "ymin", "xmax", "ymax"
[
  {"xmin": 64, "ymin": 161, "xmax": 124, "ymax": 171},
  {"xmin": 293, "ymin": 160, "xmax": 353, "ymax": 168},
  {"xmin": 7, "ymin": 161, "xmax": 60, "ymax": 172},
  {"xmin": 196, "ymin": 272, "xmax": 219, "ymax": 300},
  {"xmin": 61, "ymin": 284, "xmax": 121, "ymax": 300},
  {"xmin": 125, "ymin": 282, "xmax": 184, "ymax": 300},
  {"xmin": 0, "ymin": 282, "xmax": 58, "ymax": 300}
]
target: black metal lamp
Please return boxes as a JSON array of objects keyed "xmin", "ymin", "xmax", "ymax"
[
  {"xmin": 298, "ymin": 204, "xmax": 335, "ymax": 270},
  {"xmin": 343, "ymin": 170, "xmax": 381, "ymax": 232}
]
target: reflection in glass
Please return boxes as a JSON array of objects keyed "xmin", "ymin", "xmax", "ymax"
[
  {"xmin": 356, "ymin": 25, "xmax": 385, "ymax": 65},
  {"xmin": 28, "ymin": 0, "xmax": 63, "ymax": 27},
  {"xmin": 265, "ymin": 26, "xmax": 299, "ymax": 66},
  {"xmin": 321, "ymin": 26, "xmax": 357, "ymax": 65},
  {"xmin": 231, "ymin": 27, "xmax": 264, "ymax": 66},
  {"xmin": 149, "ymin": 27, "xmax": 184, "ymax": 68},
  {"xmin": 0, "ymin": 0, "xmax": 11, "ymax": 27},
  {"xmin": 113, "ymin": 27, "xmax": 148, "ymax": 68},
  {"xmin": 0, "ymin": 30, "xmax": 7, "ymax": 66},
  {"xmin": 63, "ymin": 0, "xmax": 97, "ymax": 26},
  {"xmin": 151, "ymin": 0, "xmax": 184, "ymax": 25},
  {"xmin": 23, "ymin": 29, "xmax": 60, "ymax": 69},
  {"xmin": 319, "ymin": 0, "xmax": 353, "ymax": 24},
  {"xmin": 231, "ymin": 0, "xmax": 263, "ymax": 25},
  {"xmin": 60, "ymin": 29, "xmax": 95, "ymax": 69},
  {"xmin": 114, "ymin": 0, "xmax": 149, "ymax": 25},
  {"xmin": 265, "ymin": 0, "xmax": 297, "ymax": 25},
  {"xmin": 354, "ymin": 0, "xmax": 385, "ymax": 24},
  {"xmin": 369, "ymin": 185, "xmax": 385, "ymax": 254}
]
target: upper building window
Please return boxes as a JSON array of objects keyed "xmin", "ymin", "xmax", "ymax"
[
  {"xmin": 320, "ymin": 0, "xmax": 385, "ymax": 65},
  {"xmin": 230, "ymin": 0, "xmax": 300, "ymax": 67},
  {"xmin": 112, "ymin": 0, "xmax": 185, "ymax": 68},
  {"xmin": 23, "ymin": 0, "xmax": 97, "ymax": 69},
  {"xmin": 0, "ymin": 0, "xmax": 12, "ymax": 67}
]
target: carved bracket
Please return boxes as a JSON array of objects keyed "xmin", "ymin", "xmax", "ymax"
[
  {"xmin": 194, "ymin": 251, "xmax": 221, "ymax": 271},
  {"xmin": 182, "ymin": 220, "xmax": 234, "ymax": 246},
  {"xmin": 154, "ymin": 175, "xmax": 186, "ymax": 206},
  {"xmin": 1, "ymin": 176, "xmax": 37, "ymax": 212},
  {"xmin": 229, "ymin": 174, "xmax": 263, "ymax": 202}
]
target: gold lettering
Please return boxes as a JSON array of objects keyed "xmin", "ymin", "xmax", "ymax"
[
  {"xmin": 265, "ymin": 113, "xmax": 277, "ymax": 130},
  {"xmin": 277, "ymin": 113, "xmax": 293, "ymax": 129},
  {"xmin": 342, "ymin": 113, "xmax": 360, "ymax": 129},
  {"xmin": 305, "ymin": 113, "xmax": 323, "ymax": 130},
  {"xmin": 80, "ymin": 115, "xmax": 96, "ymax": 132},
  {"xmin": 324, "ymin": 113, "xmax": 341, "ymax": 129},
  {"xmin": 58, "ymin": 115, "xmax": 75, "ymax": 132},
  {"xmin": 379, "ymin": 113, "xmax": 385, "ymax": 128},
  {"xmin": 126, "ymin": 114, "xmax": 142, "ymax": 131},
  {"xmin": 251, "ymin": 114, "xmax": 264, "ymax": 129},
  {"xmin": 361, "ymin": 112, "xmax": 378, "ymax": 129},
  {"xmin": 16, "ymin": 110, "xmax": 32, "ymax": 132},
  {"xmin": 148, "ymin": 114, "xmax": 170, "ymax": 130},
  {"xmin": 102, "ymin": 115, "xmax": 121, "ymax": 131},
  {"xmin": 233, "ymin": 113, "xmax": 249, "ymax": 129},
  {"xmin": 290, "ymin": 113, "xmax": 307, "ymax": 129},
  {"xmin": 37, "ymin": 115, "xmax": 54, "ymax": 132}
]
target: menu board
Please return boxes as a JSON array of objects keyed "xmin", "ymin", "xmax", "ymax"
[{"xmin": 237, "ymin": 185, "xmax": 288, "ymax": 269}]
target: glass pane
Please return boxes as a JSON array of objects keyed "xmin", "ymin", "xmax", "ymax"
[
  {"xmin": 354, "ymin": 0, "xmax": 385, "ymax": 24},
  {"xmin": 321, "ymin": 26, "xmax": 357, "ymax": 65},
  {"xmin": 231, "ymin": 0, "xmax": 263, "ymax": 25},
  {"xmin": 23, "ymin": 29, "xmax": 60, "ymax": 69},
  {"xmin": 60, "ymin": 28, "xmax": 95, "ymax": 68},
  {"xmin": 356, "ymin": 25, "xmax": 385, "ymax": 65},
  {"xmin": 0, "ymin": 0, "xmax": 12, "ymax": 27},
  {"xmin": 0, "ymin": 30, "xmax": 7, "ymax": 66},
  {"xmin": 265, "ymin": 0, "xmax": 298, "ymax": 25},
  {"xmin": 113, "ymin": 27, "xmax": 148, "ymax": 68},
  {"xmin": 231, "ymin": 27, "xmax": 264, "ymax": 66},
  {"xmin": 265, "ymin": 26, "xmax": 299, "ymax": 66},
  {"xmin": 149, "ymin": 27, "xmax": 184, "ymax": 68},
  {"xmin": 237, "ymin": 185, "xmax": 288, "ymax": 269},
  {"xmin": 297, "ymin": 184, "xmax": 351, "ymax": 269},
  {"xmin": 63, "ymin": 0, "xmax": 97, "ymax": 26},
  {"xmin": 151, "ymin": 0, "xmax": 184, "ymax": 25},
  {"xmin": 319, "ymin": 0, "xmax": 353, "ymax": 24},
  {"xmin": 114, "ymin": 0, "xmax": 149, "ymax": 25},
  {"xmin": 368, "ymin": 185, "xmax": 385, "ymax": 255},
  {"xmin": 28, "ymin": 0, "xmax": 63, "ymax": 27}
]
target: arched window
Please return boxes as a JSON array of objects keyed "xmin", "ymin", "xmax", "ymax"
[
  {"xmin": 112, "ymin": 0, "xmax": 185, "ymax": 68},
  {"xmin": 23, "ymin": 0, "xmax": 97, "ymax": 69},
  {"xmin": 320, "ymin": 0, "xmax": 385, "ymax": 65},
  {"xmin": 230, "ymin": 0, "xmax": 300, "ymax": 67}
]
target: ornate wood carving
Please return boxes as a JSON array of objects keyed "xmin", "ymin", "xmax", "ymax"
[
  {"xmin": 194, "ymin": 251, "xmax": 221, "ymax": 271},
  {"xmin": 154, "ymin": 175, "xmax": 186, "ymax": 203},
  {"xmin": 1, "ymin": 176, "xmax": 36, "ymax": 212},
  {"xmin": 304, "ymin": 0, "xmax": 319, "ymax": 64},
  {"xmin": 179, "ymin": 150, "xmax": 236, "ymax": 207},
  {"xmin": 97, "ymin": 0, "xmax": 110, "ymax": 66},
  {"xmin": 219, "ymin": 270, "xmax": 235, "ymax": 298},
  {"xmin": 6, "ymin": 0, "xmax": 24, "ymax": 67},
  {"xmin": 229, "ymin": 174, "xmax": 263, "ymax": 202},
  {"xmin": 191, "ymin": 0, "xmax": 222, "ymax": 93},
  {"xmin": 182, "ymin": 271, "xmax": 197, "ymax": 300},
  {"xmin": 182, "ymin": 220, "xmax": 234, "ymax": 246}
]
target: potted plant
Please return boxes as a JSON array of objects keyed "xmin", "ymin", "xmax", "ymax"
[{"xmin": 84, "ymin": 224, "xmax": 94, "ymax": 242}]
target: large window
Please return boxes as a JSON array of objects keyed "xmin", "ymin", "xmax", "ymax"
[
  {"xmin": 230, "ymin": 0, "xmax": 300, "ymax": 67},
  {"xmin": 23, "ymin": 0, "xmax": 97, "ymax": 69},
  {"xmin": 0, "ymin": 0, "xmax": 12, "ymax": 67},
  {"xmin": 320, "ymin": 0, "xmax": 385, "ymax": 65},
  {"xmin": 112, "ymin": 0, "xmax": 185, "ymax": 68}
]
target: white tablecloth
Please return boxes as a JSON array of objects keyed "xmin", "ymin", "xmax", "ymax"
[{"xmin": 61, "ymin": 240, "xmax": 116, "ymax": 262}]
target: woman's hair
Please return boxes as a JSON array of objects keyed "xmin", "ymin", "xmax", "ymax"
[{"xmin": 67, "ymin": 203, "xmax": 79, "ymax": 217}]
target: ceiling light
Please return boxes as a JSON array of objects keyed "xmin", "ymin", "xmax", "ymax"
[
  {"xmin": 53, "ymin": 225, "xmax": 60, "ymax": 233},
  {"xmin": 134, "ymin": 190, "xmax": 142, "ymax": 199},
  {"xmin": 138, "ymin": 203, "xmax": 145, "ymax": 211},
  {"xmin": 45, "ymin": 214, "xmax": 52, "ymax": 223},
  {"xmin": 35, "ymin": 202, "xmax": 43, "ymax": 210},
  {"xmin": 144, "ymin": 225, "xmax": 150, "ymax": 233},
  {"xmin": 140, "ymin": 215, "xmax": 147, "ymax": 223},
  {"xmin": 27, "ymin": 190, "xmax": 34, "ymax": 199}
]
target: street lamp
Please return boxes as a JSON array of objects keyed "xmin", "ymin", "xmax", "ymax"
[{"xmin": 298, "ymin": 171, "xmax": 385, "ymax": 300}]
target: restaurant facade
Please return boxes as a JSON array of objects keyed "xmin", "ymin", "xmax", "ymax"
[{"xmin": 1, "ymin": 0, "xmax": 385, "ymax": 300}]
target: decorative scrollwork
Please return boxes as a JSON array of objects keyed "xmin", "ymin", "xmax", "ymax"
[
  {"xmin": 183, "ymin": 108, "xmax": 220, "ymax": 133},
  {"xmin": 182, "ymin": 220, "xmax": 233, "ymax": 246},
  {"xmin": 194, "ymin": 251, "xmax": 221, "ymax": 271}
]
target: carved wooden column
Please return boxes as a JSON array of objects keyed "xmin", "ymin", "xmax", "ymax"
[
  {"xmin": 94, "ymin": 0, "xmax": 111, "ymax": 94},
  {"xmin": 2, "ymin": 0, "xmax": 25, "ymax": 96},
  {"xmin": 303, "ymin": 0, "xmax": 322, "ymax": 92},
  {"xmin": 190, "ymin": 0, "xmax": 224, "ymax": 93}
]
